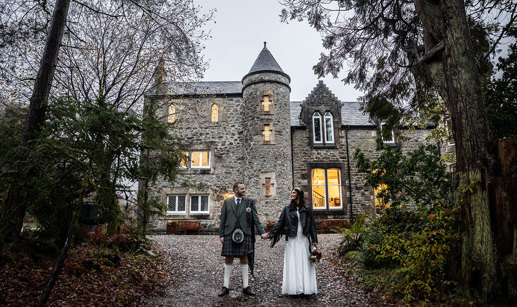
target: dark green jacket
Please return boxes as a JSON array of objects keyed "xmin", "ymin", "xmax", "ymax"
[{"xmin": 219, "ymin": 197, "xmax": 265, "ymax": 237}]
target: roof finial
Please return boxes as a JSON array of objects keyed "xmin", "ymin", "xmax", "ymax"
[{"xmin": 263, "ymin": 41, "xmax": 267, "ymax": 49}]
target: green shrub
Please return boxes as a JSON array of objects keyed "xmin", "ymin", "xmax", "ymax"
[
  {"xmin": 344, "ymin": 143, "xmax": 458, "ymax": 302},
  {"xmin": 336, "ymin": 213, "xmax": 366, "ymax": 255}
]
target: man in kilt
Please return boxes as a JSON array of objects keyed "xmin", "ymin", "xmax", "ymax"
[{"xmin": 219, "ymin": 182, "xmax": 268, "ymax": 296}]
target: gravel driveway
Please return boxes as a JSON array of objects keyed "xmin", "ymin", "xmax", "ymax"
[{"xmin": 146, "ymin": 234, "xmax": 389, "ymax": 306}]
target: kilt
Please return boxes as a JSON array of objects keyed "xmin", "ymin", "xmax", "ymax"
[{"xmin": 221, "ymin": 234, "xmax": 253, "ymax": 257}]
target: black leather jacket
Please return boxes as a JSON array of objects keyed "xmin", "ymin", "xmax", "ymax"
[{"xmin": 269, "ymin": 202, "xmax": 318, "ymax": 246}]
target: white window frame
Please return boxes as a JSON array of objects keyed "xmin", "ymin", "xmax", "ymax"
[
  {"xmin": 190, "ymin": 151, "xmax": 210, "ymax": 169},
  {"xmin": 190, "ymin": 195, "xmax": 209, "ymax": 214},
  {"xmin": 311, "ymin": 168, "xmax": 343, "ymax": 210},
  {"xmin": 381, "ymin": 123, "xmax": 395, "ymax": 144},
  {"xmin": 324, "ymin": 112, "xmax": 335, "ymax": 144},
  {"xmin": 312, "ymin": 112, "xmax": 323, "ymax": 144},
  {"xmin": 327, "ymin": 168, "xmax": 343, "ymax": 210},
  {"xmin": 167, "ymin": 195, "xmax": 186, "ymax": 214},
  {"xmin": 311, "ymin": 168, "xmax": 327, "ymax": 210}
]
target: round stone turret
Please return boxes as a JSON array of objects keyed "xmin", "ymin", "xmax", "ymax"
[{"xmin": 241, "ymin": 42, "xmax": 293, "ymax": 222}]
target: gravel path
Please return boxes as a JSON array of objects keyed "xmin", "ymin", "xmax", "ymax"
[{"xmin": 146, "ymin": 234, "xmax": 389, "ymax": 306}]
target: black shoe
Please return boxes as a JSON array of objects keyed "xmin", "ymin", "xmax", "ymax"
[
  {"xmin": 243, "ymin": 287, "xmax": 256, "ymax": 296},
  {"xmin": 218, "ymin": 287, "xmax": 229, "ymax": 297}
]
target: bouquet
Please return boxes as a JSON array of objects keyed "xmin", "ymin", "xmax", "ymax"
[{"xmin": 309, "ymin": 248, "xmax": 322, "ymax": 263}]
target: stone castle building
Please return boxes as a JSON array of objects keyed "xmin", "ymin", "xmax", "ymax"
[{"xmin": 144, "ymin": 42, "xmax": 437, "ymax": 232}]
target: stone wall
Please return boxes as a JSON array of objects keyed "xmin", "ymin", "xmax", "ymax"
[
  {"xmin": 292, "ymin": 125, "xmax": 436, "ymax": 221},
  {"xmin": 148, "ymin": 95, "xmax": 248, "ymax": 232},
  {"xmin": 241, "ymin": 72, "xmax": 293, "ymax": 224}
]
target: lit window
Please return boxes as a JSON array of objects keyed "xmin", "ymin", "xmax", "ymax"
[
  {"xmin": 311, "ymin": 168, "xmax": 342, "ymax": 210},
  {"xmin": 446, "ymin": 118, "xmax": 455, "ymax": 146},
  {"xmin": 261, "ymin": 95, "xmax": 273, "ymax": 112},
  {"xmin": 373, "ymin": 169, "xmax": 389, "ymax": 213},
  {"xmin": 168, "ymin": 105, "xmax": 175, "ymax": 123},
  {"xmin": 312, "ymin": 169, "xmax": 326, "ymax": 208},
  {"xmin": 179, "ymin": 151, "xmax": 188, "ymax": 168},
  {"xmin": 167, "ymin": 195, "xmax": 186, "ymax": 214},
  {"xmin": 263, "ymin": 124, "xmax": 272, "ymax": 142},
  {"xmin": 381, "ymin": 123, "xmax": 395, "ymax": 144},
  {"xmin": 374, "ymin": 184, "xmax": 389, "ymax": 213},
  {"xmin": 324, "ymin": 112, "xmax": 334, "ymax": 143},
  {"xmin": 327, "ymin": 169, "xmax": 342, "ymax": 208},
  {"xmin": 211, "ymin": 104, "xmax": 218, "ymax": 122},
  {"xmin": 312, "ymin": 112, "xmax": 323, "ymax": 143},
  {"xmin": 190, "ymin": 195, "xmax": 209, "ymax": 213},
  {"xmin": 191, "ymin": 151, "xmax": 210, "ymax": 168},
  {"xmin": 264, "ymin": 178, "xmax": 272, "ymax": 197}
]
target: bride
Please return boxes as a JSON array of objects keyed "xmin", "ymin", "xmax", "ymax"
[{"xmin": 265, "ymin": 188, "xmax": 318, "ymax": 295}]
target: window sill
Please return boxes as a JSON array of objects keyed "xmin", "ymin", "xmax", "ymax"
[
  {"xmin": 382, "ymin": 142, "xmax": 397, "ymax": 147},
  {"xmin": 189, "ymin": 213, "xmax": 210, "ymax": 219},
  {"xmin": 313, "ymin": 144, "xmax": 337, "ymax": 149},
  {"xmin": 313, "ymin": 209, "xmax": 346, "ymax": 216}
]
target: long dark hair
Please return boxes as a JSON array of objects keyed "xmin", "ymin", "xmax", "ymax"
[{"xmin": 290, "ymin": 187, "xmax": 305, "ymax": 208}]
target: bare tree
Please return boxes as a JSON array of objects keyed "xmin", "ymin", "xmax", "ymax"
[{"xmin": 0, "ymin": 0, "xmax": 212, "ymax": 243}]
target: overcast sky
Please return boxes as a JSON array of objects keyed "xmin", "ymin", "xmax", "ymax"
[{"xmin": 195, "ymin": 0, "xmax": 363, "ymax": 102}]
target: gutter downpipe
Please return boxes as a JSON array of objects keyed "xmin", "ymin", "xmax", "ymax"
[{"xmin": 345, "ymin": 126, "xmax": 354, "ymax": 223}]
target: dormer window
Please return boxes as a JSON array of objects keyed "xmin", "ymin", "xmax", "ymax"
[
  {"xmin": 381, "ymin": 123, "xmax": 395, "ymax": 144},
  {"xmin": 312, "ymin": 112, "xmax": 323, "ymax": 143},
  {"xmin": 312, "ymin": 111, "xmax": 335, "ymax": 146},
  {"xmin": 324, "ymin": 112, "xmax": 334, "ymax": 143}
]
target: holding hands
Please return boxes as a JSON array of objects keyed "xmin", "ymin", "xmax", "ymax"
[{"xmin": 261, "ymin": 233, "xmax": 269, "ymax": 240}]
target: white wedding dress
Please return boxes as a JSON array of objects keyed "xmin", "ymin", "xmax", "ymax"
[{"xmin": 282, "ymin": 210, "xmax": 318, "ymax": 295}]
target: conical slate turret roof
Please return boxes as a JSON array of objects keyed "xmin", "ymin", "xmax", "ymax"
[{"xmin": 242, "ymin": 42, "xmax": 290, "ymax": 82}]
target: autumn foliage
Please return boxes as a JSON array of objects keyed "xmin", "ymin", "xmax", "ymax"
[{"xmin": 0, "ymin": 232, "xmax": 171, "ymax": 306}]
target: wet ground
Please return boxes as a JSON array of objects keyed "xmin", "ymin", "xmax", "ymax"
[{"xmin": 146, "ymin": 234, "xmax": 390, "ymax": 306}]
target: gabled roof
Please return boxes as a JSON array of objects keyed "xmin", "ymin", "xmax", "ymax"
[
  {"xmin": 291, "ymin": 100, "xmax": 375, "ymax": 127},
  {"xmin": 302, "ymin": 80, "xmax": 341, "ymax": 106},
  {"xmin": 242, "ymin": 42, "xmax": 290, "ymax": 81}
]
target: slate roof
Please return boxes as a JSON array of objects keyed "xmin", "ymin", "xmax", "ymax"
[
  {"xmin": 290, "ymin": 101, "xmax": 304, "ymax": 126},
  {"xmin": 341, "ymin": 101, "xmax": 376, "ymax": 126},
  {"xmin": 243, "ymin": 42, "xmax": 290, "ymax": 81},
  {"xmin": 146, "ymin": 81, "xmax": 242, "ymax": 96}
]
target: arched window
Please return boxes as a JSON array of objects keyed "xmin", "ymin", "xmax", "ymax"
[
  {"xmin": 324, "ymin": 112, "xmax": 334, "ymax": 143},
  {"xmin": 211, "ymin": 104, "xmax": 218, "ymax": 122},
  {"xmin": 312, "ymin": 112, "xmax": 323, "ymax": 143},
  {"xmin": 168, "ymin": 105, "xmax": 175, "ymax": 123}
]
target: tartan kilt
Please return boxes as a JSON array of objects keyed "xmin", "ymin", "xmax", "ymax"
[{"xmin": 221, "ymin": 234, "xmax": 253, "ymax": 256}]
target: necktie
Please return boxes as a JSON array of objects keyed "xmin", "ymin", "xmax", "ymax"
[{"xmin": 237, "ymin": 198, "xmax": 241, "ymax": 205}]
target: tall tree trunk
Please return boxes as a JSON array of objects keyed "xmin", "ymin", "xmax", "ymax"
[
  {"xmin": 440, "ymin": 0, "xmax": 497, "ymax": 299},
  {"xmin": 413, "ymin": 0, "xmax": 500, "ymax": 299},
  {"xmin": 0, "ymin": 0, "xmax": 71, "ymax": 246}
]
